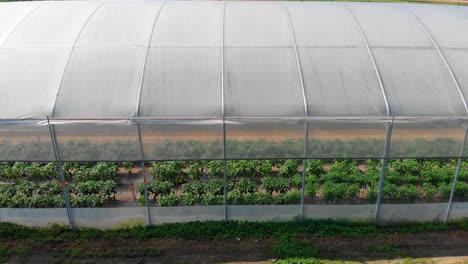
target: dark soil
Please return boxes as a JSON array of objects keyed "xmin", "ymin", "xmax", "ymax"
[{"xmin": 2, "ymin": 230, "xmax": 467, "ymax": 264}]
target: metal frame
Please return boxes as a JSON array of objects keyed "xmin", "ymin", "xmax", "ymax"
[
  {"xmin": 47, "ymin": 116, "xmax": 73, "ymax": 227},
  {"xmin": 445, "ymin": 126, "xmax": 468, "ymax": 222},
  {"xmin": 342, "ymin": 3, "xmax": 391, "ymax": 117},
  {"xmin": 282, "ymin": 2, "xmax": 309, "ymax": 219},
  {"xmin": 133, "ymin": 1, "xmax": 167, "ymax": 225},
  {"xmin": 135, "ymin": 0, "xmax": 167, "ymax": 117},
  {"xmin": 137, "ymin": 124, "xmax": 152, "ymax": 225},
  {"xmin": 50, "ymin": 2, "xmax": 106, "ymax": 117},
  {"xmin": 403, "ymin": 5, "xmax": 468, "ymax": 116},
  {"xmin": 221, "ymin": 1, "xmax": 228, "ymax": 221},
  {"xmin": 374, "ymin": 116, "xmax": 394, "ymax": 224}
]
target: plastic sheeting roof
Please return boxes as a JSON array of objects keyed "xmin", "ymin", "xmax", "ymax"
[
  {"xmin": 1, "ymin": 1, "xmax": 468, "ymax": 162},
  {"xmin": 1, "ymin": 0, "xmax": 468, "ymax": 121}
]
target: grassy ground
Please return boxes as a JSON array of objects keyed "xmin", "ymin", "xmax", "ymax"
[{"xmin": 0, "ymin": 219, "xmax": 467, "ymax": 263}]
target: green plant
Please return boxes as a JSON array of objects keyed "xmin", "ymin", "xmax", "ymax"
[
  {"xmin": 243, "ymin": 192, "xmax": 272, "ymax": 205},
  {"xmin": 390, "ymin": 159, "xmax": 420, "ymax": 175},
  {"xmin": 366, "ymin": 185, "xmax": 379, "ymax": 202},
  {"xmin": 201, "ymin": 193, "xmax": 223, "ymax": 205},
  {"xmin": 206, "ymin": 179, "xmax": 224, "ymax": 195},
  {"xmin": 205, "ymin": 160, "xmax": 223, "ymax": 178},
  {"xmin": 228, "ymin": 190, "xmax": 244, "ymax": 205},
  {"xmin": 157, "ymin": 193, "xmax": 180, "ymax": 207},
  {"xmin": 148, "ymin": 181, "xmax": 172, "ymax": 200},
  {"xmin": 149, "ymin": 161, "xmax": 185, "ymax": 185},
  {"xmin": 305, "ymin": 181, "xmax": 319, "ymax": 198},
  {"xmin": 290, "ymin": 174, "xmax": 303, "ymax": 189},
  {"xmin": 237, "ymin": 178, "xmax": 257, "ymax": 194},
  {"xmin": 306, "ymin": 159, "xmax": 324, "ymax": 176},
  {"xmin": 395, "ymin": 185, "xmax": 420, "ymax": 202},
  {"xmin": 188, "ymin": 162, "xmax": 203, "ymax": 181},
  {"xmin": 322, "ymin": 182, "xmax": 359, "ymax": 203},
  {"xmin": 422, "ymin": 182, "xmax": 437, "ymax": 202},
  {"xmin": 258, "ymin": 160, "xmax": 273, "ymax": 176},
  {"xmin": 227, "ymin": 160, "xmax": 257, "ymax": 178},
  {"xmin": 181, "ymin": 193, "xmax": 196, "ymax": 206},
  {"xmin": 272, "ymin": 236, "xmax": 319, "ymax": 259},
  {"xmin": 284, "ymin": 190, "xmax": 301, "ymax": 203},
  {"xmin": 102, "ymin": 180, "xmax": 117, "ymax": 199},
  {"xmin": 262, "ymin": 177, "xmax": 290, "ymax": 194},
  {"xmin": 278, "ymin": 160, "xmax": 299, "ymax": 178},
  {"xmin": 122, "ymin": 162, "xmax": 133, "ymax": 174},
  {"xmin": 73, "ymin": 181, "xmax": 101, "ymax": 195}
]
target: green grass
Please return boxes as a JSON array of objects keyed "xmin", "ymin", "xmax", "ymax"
[{"xmin": 0, "ymin": 218, "xmax": 467, "ymax": 242}]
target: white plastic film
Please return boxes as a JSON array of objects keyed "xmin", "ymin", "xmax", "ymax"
[
  {"xmin": 345, "ymin": 3, "xmax": 431, "ymax": 48},
  {"xmin": 141, "ymin": 124, "xmax": 223, "ymax": 160},
  {"xmin": 307, "ymin": 121, "xmax": 387, "ymax": 159},
  {"xmin": 299, "ymin": 48, "xmax": 387, "ymax": 117},
  {"xmin": 140, "ymin": 47, "xmax": 222, "ymax": 118},
  {"xmin": 224, "ymin": 1, "xmax": 292, "ymax": 47},
  {"xmin": 0, "ymin": 48, "xmax": 70, "ymax": 119},
  {"xmin": 407, "ymin": 5, "xmax": 468, "ymax": 49},
  {"xmin": 225, "ymin": 121, "xmax": 305, "ymax": 159},
  {"xmin": 151, "ymin": 1, "xmax": 222, "ymax": 47},
  {"xmin": 286, "ymin": 2, "xmax": 362, "ymax": 48},
  {"xmin": 389, "ymin": 120, "xmax": 465, "ymax": 158},
  {"xmin": 4, "ymin": 1, "xmax": 101, "ymax": 48},
  {"xmin": 53, "ymin": 47, "xmax": 146, "ymax": 118},
  {"xmin": 76, "ymin": 1, "xmax": 163, "ymax": 47},
  {"xmin": 0, "ymin": 123, "xmax": 54, "ymax": 161},
  {"xmin": 224, "ymin": 48, "xmax": 304, "ymax": 118},
  {"xmin": 372, "ymin": 48, "xmax": 466, "ymax": 117},
  {"xmin": 0, "ymin": 1, "xmax": 43, "ymax": 46},
  {"xmin": 54, "ymin": 123, "xmax": 139, "ymax": 161}
]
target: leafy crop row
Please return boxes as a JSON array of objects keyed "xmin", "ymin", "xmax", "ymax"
[
  {"xmin": 0, "ymin": 136, "xmax": 461, "ymax": 161},
  {"xmin": 0, "ymin": 180, "xmax": 117, "ymax": 208}
]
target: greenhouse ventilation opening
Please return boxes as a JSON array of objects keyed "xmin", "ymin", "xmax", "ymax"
[{"xmin": 0, "ymin": 0, "xmax": 468, "ymax": 228}]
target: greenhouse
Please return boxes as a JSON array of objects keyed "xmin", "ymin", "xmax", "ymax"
[{"xmin": 0, "ymin": 0, "xmax": 467, "ymax": 228}]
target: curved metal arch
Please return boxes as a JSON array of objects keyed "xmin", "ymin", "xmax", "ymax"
[
  {"xmin": 50, "ymin": 1, "xmax": 107, "ymax": 117},
  {"xmin": 135, "ymin": 0, "xmax": 168, "ymax": 117},
  {"xmin": 402, "ymin": 5, "xmax": 468, "ymax": 117},
  {"xmin": 340, "ymin": 3, "xmax": 392, "ymax": 118},
  {"xmin": 282, "ymin": 2, "xmax": 309, "ymax": 218},
  {"xmin": 281, "ymin": 2, "xmax": 308, "ymax": 118}
]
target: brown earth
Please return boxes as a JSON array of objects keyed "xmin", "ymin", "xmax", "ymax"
[{"xmin": 2, "ymin": 230, "xmax": 468, "ymax": 263}]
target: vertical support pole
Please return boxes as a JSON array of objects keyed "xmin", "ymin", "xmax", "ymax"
[
  {"xmin": 300, "ymin": 123, "xmax": 309, "ymax": 220},
  {"xmin": 223, "ymin": 125, "xmax": 228, "ymax": 221},
  {"xmin": 47, "ymin": 117, "xmax": 73, "ymax": 227},
  {"xmin": 445, "ymin": 126, "xmax": 468, "ymax": 223},
  {"xmin": 137, "ymin": 124, "xmax": 151, "ymax": 225},
  {"xmin": 375, "ymin": 116, "xmax": 394, "ymax": 225},
  {"xmin": 221, "ymin": 1, "xmax": 228, "ymax": 221}
]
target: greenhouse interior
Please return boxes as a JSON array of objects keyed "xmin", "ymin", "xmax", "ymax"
[{"xmin": 0, "ymin": 0, "xmax": 468, "ymax": 228}]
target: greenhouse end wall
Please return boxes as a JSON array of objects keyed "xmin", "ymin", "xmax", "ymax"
[{"xmin": 1, "ymin": 1, "xmax": 468, "ymax": 227}]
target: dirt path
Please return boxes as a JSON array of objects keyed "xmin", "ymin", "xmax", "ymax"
[{"xmin": 2, "ymin": 230, "xmax": 467, "ymax": 264}]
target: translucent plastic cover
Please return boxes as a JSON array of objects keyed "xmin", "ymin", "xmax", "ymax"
[
  {"xmin": 0, "ymin": 123, "xmax": 54, "ymax": 161},
  {"xmin": 0, "ymin": 1, "xmax": 468, "ymax": 161},
  {"xmin": 372, "ymin": 48, "xmax": 466, "ymax": 117},
  {"xmin": 389, "ymin": 120, "xmax": 465, "ymax": 158}
]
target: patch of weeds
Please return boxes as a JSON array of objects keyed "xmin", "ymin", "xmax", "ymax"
[
  {"xmin": 78, "ymin": 227, "xmax": 102, "ymax": 240},
  {"xmin": 272, "ymin": 236, "xmax": 319, "ymax": 259},
  {"xmin": 0, "ymin": 245, "xmax": 13, "ymax": 263}
]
